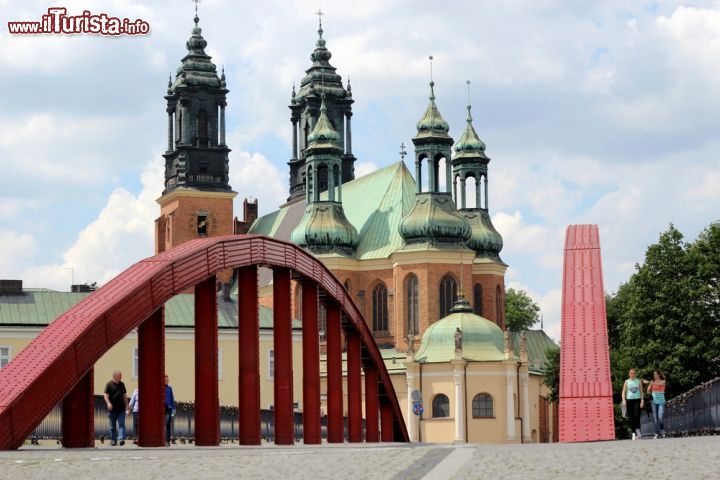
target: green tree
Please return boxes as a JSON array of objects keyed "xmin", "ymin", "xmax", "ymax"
[
  {"xmin": 542, "ymin": 346, "xmax": 560, "ymax": 403},
  {"xmin": 504, "ymin": 288, "xmax": 540, "ymax": 332},
  {"xmin": 610, "ymin": 223, "xmax": 720, "ymax": 398}
]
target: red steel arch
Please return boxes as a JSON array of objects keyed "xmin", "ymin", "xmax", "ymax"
[{"xmin": 0, "ymin": 235, "xmax": 409, "ymax": 450}]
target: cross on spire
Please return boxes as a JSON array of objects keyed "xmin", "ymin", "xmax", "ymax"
[
  {"xmin": 316, "ymin": 9, "xmax": 324, "ymax": 37},
  {"xmin": 399, "ymin": 142, "xmax": 407, "ymax": 161},
  {"xmin": 192, "ymin": 0, "xmax": 200, "ymax": 15},
  {"xmin": 428, "ymin": 55, "xmax": 435, "ymax": 100}
]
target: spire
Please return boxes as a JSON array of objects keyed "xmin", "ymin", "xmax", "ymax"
[
  {"xmin": 169, "ymin": 10, "xmax": 222, "ymax": 92},
  {"xmin": 307, "ymin": 94, "xmax": 342, "ymax": 148},
  {"xmin": 415, "ymin": 57, "xmax": 450, "ymax": 139}
]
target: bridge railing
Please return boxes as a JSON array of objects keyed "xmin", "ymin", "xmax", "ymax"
[
  {"xmin": 641, "ymin": 377, "xmax": 720, "ymax": 436},
  {"xmin": 28, "ymin": 396, "xmax": 354, "ymax": 443}
]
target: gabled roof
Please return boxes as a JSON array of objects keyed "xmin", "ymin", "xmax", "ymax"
[
  {"xmin": 0, "ymin": 290, "xmax": 300, "ymax": 330},
  {"xmin": 249, "ymin": 161, "xmax": 416, "ymax": 261}
]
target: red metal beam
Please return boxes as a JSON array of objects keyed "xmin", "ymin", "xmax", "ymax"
[
  {"xmin": 325, "ymin": 302, "xmax": 343, "ymax": 443},
  {"xmin": 238, "ymin": 265, "xmax": 261, "ymax": 445},
  {"xmin": 380, "ymin": 403, "xmax": 394, "ymax": 442},
  {"xmin": 273, "ymin": 268, "xmax": 294, "ymax": 445},
  {"xmin": 138, "ymin": 307, "xmax": 165, "ymax": 447},
  {"xmin": 347, "ymin": 332, "xmax": 362, "ymax": 443},
  {"xmin": 301, "ymin": 280, "xmax": 321, "ymax": 444},
  {"xmin": 194, "ymin": 276, "xmax": 220, "ymax": 446},
  {"xmin": 0, "ymin": 235, "xmax": 408, "ymax": 450},
  {"xmin": 61, "ymin": 368, "xmax": 94, "ymax": 448},
  {"xmin": 364, "ymin": 366, "xmax": 379, "ymax": 442}
]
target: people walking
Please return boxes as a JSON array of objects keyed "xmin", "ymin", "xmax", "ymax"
[
  {"xmin": 647, "ymin": 370, "xmax": 666, "ymax": 438},
  {"xmin": 164, "ymin": 375, "xmax": 176, "ymax": 446},
  {"xmin": 128, "ymin": 387, "xmax": 139, "ymax": 443},
  {"xmin": 103, "ymin": 370, "xmax": 128, "ymax": 446},
  {"xmin": 622, "ymin": 368, "xmax": 644, "ymax": 440}
]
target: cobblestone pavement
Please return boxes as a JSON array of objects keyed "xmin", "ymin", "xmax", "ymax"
[{"xmin": 0, "ymin": 436, "xmax": 718, "ymax": 479}]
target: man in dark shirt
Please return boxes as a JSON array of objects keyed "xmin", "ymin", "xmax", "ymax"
[
  {"xmin": 103, "ymin": 370, "xmax": 128, "ymax": 446},
  {"xmin": 164, "ymin": 375, "xmax": 176, "ymax": 446}
]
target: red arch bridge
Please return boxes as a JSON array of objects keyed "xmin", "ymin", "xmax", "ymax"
[{"xmin": 0, "ymin": 235, "xmax": 409, "ymax": 449}]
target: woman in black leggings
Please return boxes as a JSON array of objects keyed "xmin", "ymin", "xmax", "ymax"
[{"xmin": 622, "ymin": 368, "xmax": 644, "ymax": 440}]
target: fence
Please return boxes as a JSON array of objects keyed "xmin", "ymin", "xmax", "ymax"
[
  {"xmin": 640, "ymin": 377, "xmax": 720, "ymax": 437},
  {"xmin": 29, "ymin": 396, "xmax": 339, "ymax": 442}
]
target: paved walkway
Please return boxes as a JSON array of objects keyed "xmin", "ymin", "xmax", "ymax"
[{"xmin": 0, "ymin": 436, "xmax": 718, "ymax": 479}]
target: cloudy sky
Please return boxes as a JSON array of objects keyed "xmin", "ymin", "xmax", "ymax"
[{"xmin": 1, "ymin": 0, "xmax": 719, "ymax": 339}]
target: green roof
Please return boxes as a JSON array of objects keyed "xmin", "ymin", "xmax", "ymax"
[
  {"xmin": 320, "ymin": 347, "xmax": 407, "ymax": 377},
  {"xmin": 0, "ymin": 290, "xmax": 300, "ymax": 329},
  {"xmin": 250, "ymin": 161, "xmax": 416, "ymax": 261},
  {"xmin": 511, "ymin": 330, "xmax": 558, "ymax": 374}
]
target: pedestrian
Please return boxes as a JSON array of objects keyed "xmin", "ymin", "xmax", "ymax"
[
  {"xmin": 622, "ymin": 368, "xmax": 644, "ymax": 440},
  {"xmin": 647, "ymin": 370, "xmax": 666, "ymax": 438},
  {"xmin": 128, "ymin": 387, "xmax": 139, "ymax": 443},
  {"xmin": 103, "ymin": 370, "xmax": 128, "ymax": 446},
  {"xmin": 165, "ymin": 375, "xmax": 176, "ymax": 446}
]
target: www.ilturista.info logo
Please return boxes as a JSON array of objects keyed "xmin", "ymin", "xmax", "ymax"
[{"xmin": 8, "ymin": 7, "xmax": 150, "ymax": 35}]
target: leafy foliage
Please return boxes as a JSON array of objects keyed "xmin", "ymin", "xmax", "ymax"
[
  {"xmin": 504, "ymin": 288, "xmax": 540, "ymax": 332},
  {"xmin": 607, "ymin": 222, "xmax": 720, "ymax": 399},
  {"xmin": 542, "ymin": 346, "xmax": 560, "ymax": 403}
]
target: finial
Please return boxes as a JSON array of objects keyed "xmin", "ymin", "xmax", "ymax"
[
  {"xmin": 292, "ymin": 82, "xmax": 296, "ymax": 96},
  {"xmin": 192, "ymin": 0, "xmax": 200, "ymax": 24},
  {"xmin": 316, "ymin": 9, "xmax": 324, "ymax": 38},
  {"xmin": 399, "ymin": 142, "xmax": 407, "ymax": 161},
  {"xmin": 347, "ymin": 76, "xmax": 351, "ymax": 91},
  {"xmin": 221, "ymin": 66, "xmax": 226, "ymax": 80},
  {"xmin": 466, "ymin": 80, "xmax": 472, "ymax": 123},
  {"xmin": 428, "ymin": 55, "xmax": 435, "ymax": 100},
  {"xmin": 168, "ymin": 73, "xmax": 172, "ymax": 88}
]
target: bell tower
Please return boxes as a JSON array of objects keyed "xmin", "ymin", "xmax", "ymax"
[
  {"xmin": 287, "ymin": 12, "xmax": 355, "ymax": 203},
  {"xmin": 155, "ymin": 12, "xmax": 237, "ymax": 257}
]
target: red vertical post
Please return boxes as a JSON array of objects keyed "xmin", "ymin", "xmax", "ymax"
[
  {"xmin": 301, "ymin": 280, "xmax": 321, "ymax": 444},
  {"xmin": 195, "ymin": 275, "xmax": 219, "ymax": 446},
  {"xmin": 238, "ymin": 265, "xmax": 261, "ymax": 445},
  {"xmin": 346, "ymin": 331, "xmax": 362, "ymax": 443},
  {"xmin": 380, "ymin": 403, "xmax": 394, "ymax": 442},
  {"xmin": 273, "ymin": 268, "xmax": 294, "ymax": 445},
  {"xmin": 138, "ymin": 307, "xmax": 165, "ymax": 447},
  {"xmin": 364, "ymin": 366, "xmax": 379, "ymax": 442},
  {"xmin": 326, "ymin": 303, "xmax": 343, "ymax": 443},
  {"xmin": 61, "ymin": 368, "xmax": 94, "ymax": 448}
]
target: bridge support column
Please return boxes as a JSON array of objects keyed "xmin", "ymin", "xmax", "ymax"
[
  {"xmin": 326, "ymin": 303, "xmax": 344, "ymax": 443},
  {"xmin": 301, "ymin": 280, "xmax": 321, "ymax": 444},
  {"xmin": 61, "ymin": 367, "xmax": 94, "ymax": 448},
  {"xmin": 273, "ymin": 268, "xmax": 294, "ymax": 445},
  {"xmin": 138, "ymin": 307, "xmax": 165, "ymax": 447},
  {"xmin": 380, "ymin": 403, "xmax": 394, "ymax": 442},
  {"xmin": 347, "ymin": 331, "xmax": 362, "ymax": 442},
  {"xmin": 238, "ymin": 265, "xmax": 261, "ymax": 445},
  {"xmin": 195, "ymin": 275, "xmax": 219, "ymax": 446},
  {"xmin": 364, "ymin": 366, "xmax": 379, "ymax": 442}
]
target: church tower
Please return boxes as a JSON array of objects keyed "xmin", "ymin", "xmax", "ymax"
[
  {"xmin": 287, "ymin": 14, "xmax": 355, "ymax": 203},
  {"xmin": 155, "ymin": 12, "xmax": 237, "ymax": 256},
  {"xmin": 451, "ymin": 86, "xmax": 506, "ymax": 328},
  {"xmin": 290, "ymin": 95, "xmax": 359, "ymax": 255},
  {"xmin": 399, "ymin": 80, "xmax": 470, "ymax": 248}
]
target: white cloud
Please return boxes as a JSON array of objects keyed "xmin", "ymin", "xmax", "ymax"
[
  {"xmin": 229, "ymin": 151, "xmax": 286, "ymax": 215},
  {"xmin": 355, "ymin": 162, "xmax": 378, "ymax": 178}
]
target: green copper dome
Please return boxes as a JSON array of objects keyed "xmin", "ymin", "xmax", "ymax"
[
  {"xmin": 170, "ymin": 15, "xmax": 222, "ymax": 92},
  {"xmin": 462, "ymin": 209, "xmax": 504, "ymax": 260},
  {"xmin": 454, "ymin": 106, "xmax": 487, "ymax": 158},
  {"xmin": 415, "ymin": 297, "xmax": 506, "ymax": 363},
  {"xmin": 415, "ymin": 82, "xmax": 451, "ymax": 140},
  {"xmin": 399, "ymin": 193, "xmax": 470, "ymax": 247},
  {"xmin": 307, "ymin": 96, "xmax": 342, "ymax": 148},
  {"xmin": 290, "ymin": 202, "xmax": 359, "ymax": 255}
]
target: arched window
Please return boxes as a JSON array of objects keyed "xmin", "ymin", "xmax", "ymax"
[
  {"xmin": 197, "ymin": 109, "xmax": 208, "ymax": 145},
  {"xmin": 432, "ymin": 394, "xmax": 450, "ymax": 418},
  {"xmin": 472, "ymin": 393, "xmax": 493, "ymax": 418},
  {"xmin": 372, "ymin": 283, "xmax": 388, "ymax": 332},
  {"xmin": 496, "ymin": 285, "xmax": 503, "ymax": 326},
  {"xmin": 439, "ymin": 275, "xmax": 458, "ymax": 319},
  {"xmin": 405, "ymin": 274, "xmax": 419, "ymax": 335},
  {"xmin": 473, "ymin": 283, "xmax": 483, "ymax": 316}
]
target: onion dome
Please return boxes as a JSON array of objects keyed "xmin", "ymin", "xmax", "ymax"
[
  {"xmin": 169, "ymin": 15, "xmax": 222, "ymax": 92},
  {"xmin": 461, "ymin": 209, "xmax": 504, "ymax": 261},
  {"xmin": 290, "ymin": 203, "xmax": 359, "ymax": 255},
  {"xmin": 415, "ymin": 296, "xmax": 506, "ymax": 363},
  {"xmin": 454, "ymin": 105, "xmax": 487, "ymax": 159},
  {"xmin": 415, "ymin": 82, "xmax": 451, "ymax": 140},
  {"xmin": 295, "ymin": 22, "xmax": 347, "ymax": 102},
  {"xmin": 307, "ymin": 96, "xmax": 342, "ymax": 149},
  {"xmin": 399, "ymin": 193, "xmax": 471, "ymax": 247}
]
